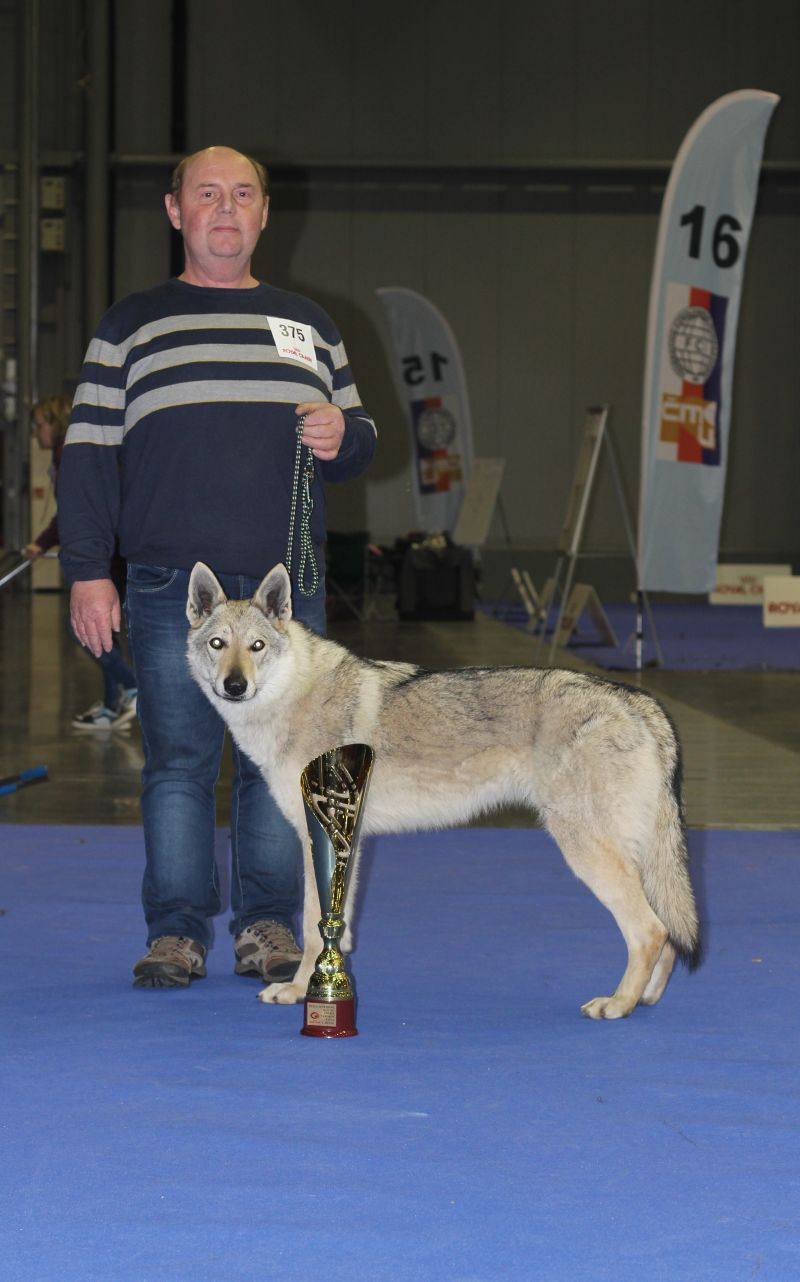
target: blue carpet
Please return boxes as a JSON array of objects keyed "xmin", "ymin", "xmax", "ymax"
[
  {"xmin": 485, "ymin": 600, "xmax": 800, "ymax": 671},
  {"xmin": 2, "ymin": 825, "xmax": 799, "ymax": 1282}
]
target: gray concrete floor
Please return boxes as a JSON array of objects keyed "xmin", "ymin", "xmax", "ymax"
[{"xmin": 1, "ymin": 584, "xmax": 798, "ymax": 829}]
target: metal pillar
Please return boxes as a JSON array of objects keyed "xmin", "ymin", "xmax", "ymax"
[
  {"xmin": 84, "ymin": 0, "xmax": 110, "ymax": 339},
  {"xmin": 2, "ymin": 0, "xmax": 40, "ymax": 557}
]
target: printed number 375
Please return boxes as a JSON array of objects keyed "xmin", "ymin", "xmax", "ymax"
[{"xmin": 279, "ymin": 323, "xmax": 306, "ymax": 341}]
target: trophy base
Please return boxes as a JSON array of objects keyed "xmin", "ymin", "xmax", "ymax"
[{"xmin": 301, "ymin": 997, "xmax": 358, "ymax": 1038}]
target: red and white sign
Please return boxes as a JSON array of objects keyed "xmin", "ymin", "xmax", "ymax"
[
  {"xmin": 710, "ymin": 563, "xmax": 792, "ymax": 605},
  {"xmin": 763, "ymin": 576, "xmax": 800, "ymax": 628}
]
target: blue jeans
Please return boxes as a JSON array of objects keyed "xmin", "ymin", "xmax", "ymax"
[{"xmin": 124, "ymin": 563, "xmax": 326, "ymax": 949}]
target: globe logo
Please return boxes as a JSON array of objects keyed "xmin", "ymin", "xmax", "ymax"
[
  {"xmin": 417, "ymin": 406, "xmax": 456, "ymax": 449},
  {"xmin": 668, "ymin": 306, "xmax": 719, "ymax": 384}
]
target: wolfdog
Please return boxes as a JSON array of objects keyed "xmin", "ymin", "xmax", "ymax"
[{"xmin": 186, "ymin": 562, "xmax": 701, "ymax": 1019}]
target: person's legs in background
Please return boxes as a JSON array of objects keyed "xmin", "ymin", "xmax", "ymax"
[{"xmin": 69, "ymin": 620, "xmax": 138, "ymax": 730}]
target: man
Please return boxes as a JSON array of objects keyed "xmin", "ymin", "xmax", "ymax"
[{"xmin": 59, "ymin": 146, "xmax": 377, "ymax": 989}]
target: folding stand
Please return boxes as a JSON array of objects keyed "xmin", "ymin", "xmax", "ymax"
[{"xmin": 534, "ymin": 406, "xmax": 663, "ymax": 669}]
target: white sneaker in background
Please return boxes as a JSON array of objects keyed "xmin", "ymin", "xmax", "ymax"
[
  {"xmin": 114, "ymin": 688, "xmax": 138, "ymax": 727},
  {"xmin": 71, "ymin": 701, "xmax": 120, "ymax": 731}
]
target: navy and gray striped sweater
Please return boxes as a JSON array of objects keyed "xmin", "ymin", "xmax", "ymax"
[{"xmin": 58, "ymin": 278, "xmax": 377, "ymax": 584}]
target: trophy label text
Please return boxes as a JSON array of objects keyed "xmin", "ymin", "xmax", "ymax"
[{"xmin": 306, "ymin": 1002, "xmax": 338, "ymax": 1027}]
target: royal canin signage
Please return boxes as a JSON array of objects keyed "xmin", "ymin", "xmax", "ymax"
[{"xmin": 763, "ymin": 576, "xmax": 800, "ymax": 628}]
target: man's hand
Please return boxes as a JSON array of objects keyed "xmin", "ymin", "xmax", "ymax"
[
  {"xmin": 70, "ymin": 579, "xmax": 121, "ymax": 657},
  {"xmin": 22, "ymin": 543, "xmax": 43, "ymax": 560},
  {"xmin": 296, "ymin": 402, "xmax": 345, "ymax": 461}
]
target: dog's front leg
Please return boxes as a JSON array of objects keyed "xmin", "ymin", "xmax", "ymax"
[
  {"xmin": 258, "ymin": 830, "xmax": 320, "ymax": 1005},
  {"xmin": 338, "ymin": 838, "xmax": 364, "ymax": 955}
]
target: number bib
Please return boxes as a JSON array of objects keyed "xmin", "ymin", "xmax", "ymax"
[{"xmin": 267, "ymin": 316, "xmax": 317, "ymax": 369}]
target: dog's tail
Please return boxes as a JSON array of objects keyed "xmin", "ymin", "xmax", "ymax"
[{"xmin": 639, "ymin": 703, "xmax": 702, "ymax": 970}]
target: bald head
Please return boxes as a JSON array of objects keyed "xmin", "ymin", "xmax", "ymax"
[
  {"xmin": 170, "ymin": 146, "xmax": 269, "ymax": 200},
  {"xmin": 164, "ymin": 146, "xmax": 270, "ymax": 288}
]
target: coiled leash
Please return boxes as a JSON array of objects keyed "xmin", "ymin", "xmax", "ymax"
[{"xmin": 286, "ymin": 414, "xmax": 320, "ymax": 597}]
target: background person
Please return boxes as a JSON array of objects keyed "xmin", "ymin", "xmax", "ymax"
[
  {"xmin": 25, "ymin": 394, "xmax": 137, "ymax": 731},
  {"xmin": 58, "ymin": 145, "xmax": 377, "ymax": 990}
]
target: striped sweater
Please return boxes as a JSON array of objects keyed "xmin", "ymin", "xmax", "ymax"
[{"xmin": 58, "ymin": 278, "xmax": 377, "ymax": 584}]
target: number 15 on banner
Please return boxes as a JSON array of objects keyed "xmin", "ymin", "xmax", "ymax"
[{"xmin": 401, "ymin": 351, "xmax": 449, "ymax": 387}]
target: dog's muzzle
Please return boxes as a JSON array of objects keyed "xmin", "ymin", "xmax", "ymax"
[{"xmin": 222, "ymin": 673, "xmax": 249, "ymax": 700}]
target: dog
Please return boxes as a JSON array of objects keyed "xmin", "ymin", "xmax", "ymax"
[{"xmin": 186, "ymin": 561, "xmax": 701, "ymax": 1019}]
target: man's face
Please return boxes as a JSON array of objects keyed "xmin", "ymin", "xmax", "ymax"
[{"xmin": 164, "ymin": 148, "xmax": 268, "ymax": 276}]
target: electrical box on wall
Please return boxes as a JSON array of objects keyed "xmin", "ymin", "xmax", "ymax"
[
  {"xmin": 39, "ymin": 176, "xmax": 66, "ymax": 253},
  {"xmin": 40, "ymin": 175, "xmax": 65, "ymax": 209},
  {"xmin": 40, "ymin": 218, "xmax": 65, "ymax": 252}
]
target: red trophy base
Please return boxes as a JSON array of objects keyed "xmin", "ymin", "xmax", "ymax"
[{"xmin": 301, "ymin": 996, "xmax": 358, "ymax": 1038}]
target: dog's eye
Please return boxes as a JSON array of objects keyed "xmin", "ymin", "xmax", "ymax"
[
  {"xmin": 250, "ymin": 639, "xmax": 265, "ymax": 652},
  {"xmin": 209, "ymin": 637, "xmax": 225, "ymax": 650}
]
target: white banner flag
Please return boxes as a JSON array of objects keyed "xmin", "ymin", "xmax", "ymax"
[
  {"xmin": 637, "ymin": 90, "xmax": 779, "ymax": 593},
  {"xmin": 376, "ymin": 286, "xmax": 474, "ymax": 533}
]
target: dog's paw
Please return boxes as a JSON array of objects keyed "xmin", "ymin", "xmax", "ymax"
[
  {"xmin": 580, "ymin": 995, "xmax": 633, "ymax": 1020},
  {"xmin": 257, "ymin": 981, "xmax": 306, "ymax": 1005}
]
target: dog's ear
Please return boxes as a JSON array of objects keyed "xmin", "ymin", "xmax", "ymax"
[
  {"xmin": 252, "ymin": 563, "xmax": 292, "ymax": 624},
  {"xmin": 187, "ymin": 562, "xmax": 227, "ymax": 627}
]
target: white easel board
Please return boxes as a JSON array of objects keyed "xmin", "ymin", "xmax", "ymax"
[{"xmin": 453, "ymin": 457, "xmax": 505, "ymax": 548}]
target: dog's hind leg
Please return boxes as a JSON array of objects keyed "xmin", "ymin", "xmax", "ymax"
[
  {"xmin": 548, "ymin": 824, "xmax": 669, "ymax": 1019},
  {"xmin": 640, "ymin": 940, "xmax": 676, "ymax": 1005}
]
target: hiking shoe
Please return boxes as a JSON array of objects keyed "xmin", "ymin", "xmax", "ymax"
[
  {"xmin": 114, "ymin": 688, "xmax": 138, "ymax": 727},
  {"xmin": 234, "ymin": 920, "xmax": 302, "ymax": 983},
  {"xmin": 132, "ymin": 935, "xmax": 207, "ymax": 988}
]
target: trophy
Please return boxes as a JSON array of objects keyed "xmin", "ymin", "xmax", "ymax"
[{"xmin": 300, "ymin": 743, "xmax": 374, "ymax": 1038}]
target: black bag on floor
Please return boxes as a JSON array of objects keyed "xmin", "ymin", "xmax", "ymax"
[{"xmin": 398, "ymin": 538, "xmax": 474, "ymax": 621}]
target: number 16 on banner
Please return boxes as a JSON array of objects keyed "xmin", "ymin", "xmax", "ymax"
[{"xmin": 638, "ymin": 89, "xmax": 779, "ymax": 595}]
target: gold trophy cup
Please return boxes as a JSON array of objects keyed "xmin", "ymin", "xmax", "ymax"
[{"xmin": 300, "ymin": 744, "xmax": 374, "ymax": 1038}]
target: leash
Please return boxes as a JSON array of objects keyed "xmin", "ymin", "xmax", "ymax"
[{"xmin": 286, "ymin": 415, "xmax": 320, "ymax": 597}]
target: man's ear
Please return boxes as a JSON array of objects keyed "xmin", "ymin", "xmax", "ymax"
[
  {"xmin": 164, "ymin": 192, "xmax": 181, "ymax": 231},
  {"xmin": 187, "ymin": 562, "xmax": 227, "ymax": 627},
  {"xmin": 252, "ymin": 563, "xmax": 292, "ymax": 624}
]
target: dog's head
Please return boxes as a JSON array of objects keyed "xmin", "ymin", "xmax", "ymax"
[{"xmin": 186, "ymin": 562, "xmax": 292, "ymax": 703}]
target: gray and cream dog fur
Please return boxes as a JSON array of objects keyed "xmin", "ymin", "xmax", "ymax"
[{"xmin": 187, "ymin": 562, "xmax": 701, "ymax": 1019}]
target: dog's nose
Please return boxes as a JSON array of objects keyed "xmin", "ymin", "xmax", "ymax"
[{"xmin": 223, "ymin": 672, "xmax": 248, "ymax": 699}]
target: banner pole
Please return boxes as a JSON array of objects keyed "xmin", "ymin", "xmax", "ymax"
[{"xmin": 603, "ymin": 426, "xmax": 664, "ymax": 668}]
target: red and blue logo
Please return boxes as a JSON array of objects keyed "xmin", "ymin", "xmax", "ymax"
[{"xmin": 658, "ymin": 285, "xmax": 727, "ymax": 466}]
